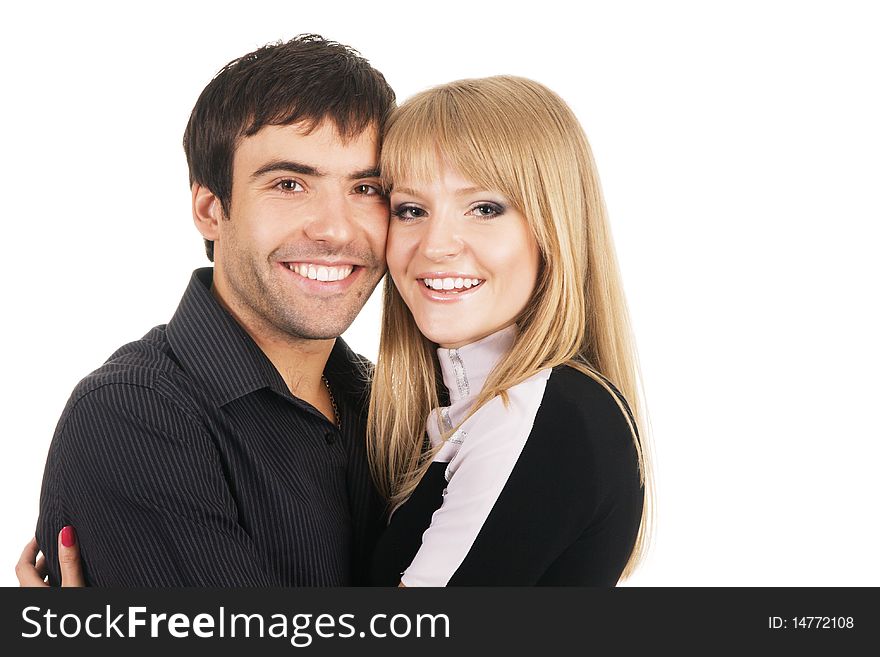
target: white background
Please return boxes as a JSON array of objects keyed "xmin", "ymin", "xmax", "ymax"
[{"xmin": 2, "ymin": 0, "xmax": 878, "ymax": 586}]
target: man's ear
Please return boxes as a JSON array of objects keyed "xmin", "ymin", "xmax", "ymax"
[{"xmin": 192, "ymin": 182, "xmax": 223, "ymax": 241}]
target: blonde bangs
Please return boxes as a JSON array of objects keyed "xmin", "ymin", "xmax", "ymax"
[{"xmin": 380, "ymin": 79, "xmax": 537, "ymax": 209}]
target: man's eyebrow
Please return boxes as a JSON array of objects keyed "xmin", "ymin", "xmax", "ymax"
[
  {"xmin": 250, "ymin": 160, "xmax": 324, "ymax": 180},
  {"xmin": 348, "ymin": 168, "xmax": 380, "ymax": 180}
]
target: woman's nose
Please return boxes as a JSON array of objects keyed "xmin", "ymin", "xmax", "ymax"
[{"xmin": 420, "ymin": 216, "xmax": 463, "ymax": 261}]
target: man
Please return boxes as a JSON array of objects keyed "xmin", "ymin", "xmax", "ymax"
[{"xmin": 20, "ymin": 35, "xmax": 396, "ymax": 586}]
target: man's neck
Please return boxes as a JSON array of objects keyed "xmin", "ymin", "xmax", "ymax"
[
  {"xmin": 251, "ymin": 327, "xmax": 335, "ymax": 401},
  {"xmin": 208, "ymin": 281, "xmax": 335, "ymax": 411}
]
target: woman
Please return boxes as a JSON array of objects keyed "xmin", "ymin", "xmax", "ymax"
[
  {"xmin": 367, "ymin": 75, "xmax": 653, "ymax": 586},
  {"xmin": 18, "ymin": 76, "xmax": 653, "ymax": 587}
]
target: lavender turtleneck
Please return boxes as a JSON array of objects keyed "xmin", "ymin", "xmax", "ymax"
[{"xmin": 401, "ymin": 324, "xmax": 553, "ymax": 586}]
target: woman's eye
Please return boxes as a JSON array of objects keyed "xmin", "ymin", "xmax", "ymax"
[
  {"xmin": 391, "ymin": 205, "xmax": 426, "ymax": 221},
  {"xmin": 278, "ymin": 179, "xmax": 303, "ymax": 193},
  {"xmin": 470, "ymin": 203, "xmax": 504, "ymax": 218}
]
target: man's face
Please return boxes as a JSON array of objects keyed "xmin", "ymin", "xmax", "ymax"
[{"xmin": 209, "ymin": 120, "xmax": 388, "ymax": 341}]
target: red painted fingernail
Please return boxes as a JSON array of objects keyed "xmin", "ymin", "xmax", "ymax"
[{"xmin": 61, "ymin": 526, "xmax": 76, "ymax": 548}]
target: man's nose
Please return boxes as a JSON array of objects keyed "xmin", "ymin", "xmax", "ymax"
[{"xmin": 303, "ymin": 193, "xmax": 355, "ymax": 245}]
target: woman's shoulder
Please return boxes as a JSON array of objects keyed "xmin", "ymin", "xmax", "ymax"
[
  {"xmin": 533, "ymin": 364, "xmax": 640, "ymax": 461},
  {"xmin": 546, "ymin": 363, "xmax": 634, "ymax": 414}
]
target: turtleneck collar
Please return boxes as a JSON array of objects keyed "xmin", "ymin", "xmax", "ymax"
[{"xmin": 436, "ymin": 323, "xmax": 518, "ymax": 404}]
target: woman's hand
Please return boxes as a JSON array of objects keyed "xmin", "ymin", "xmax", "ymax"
[{"xmin": 16, "ymin": 527, "xmax": 86, "ymax": 587}]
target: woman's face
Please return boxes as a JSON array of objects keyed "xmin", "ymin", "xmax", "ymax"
[{"xmin": 386, "ymin": 165, "xmax": 541, "ymax": 348}]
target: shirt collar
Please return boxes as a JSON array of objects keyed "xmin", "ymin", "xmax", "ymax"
[
  {"xmin": 436, "ymin": 324, "xmax": 518, "ymax": 404},
  {"xmin": 166, "ymin": 267, "xmax": 368, "ymax": 408}
]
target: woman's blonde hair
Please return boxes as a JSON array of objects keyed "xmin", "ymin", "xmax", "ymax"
[{"xmin": 367, "ymin": 75, "xmax": 655, "ymax": 581}]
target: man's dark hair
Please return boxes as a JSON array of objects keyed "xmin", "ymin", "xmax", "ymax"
[{"xmin": 182, "ymin": 34, "xmax": 396, "ymax": 261}]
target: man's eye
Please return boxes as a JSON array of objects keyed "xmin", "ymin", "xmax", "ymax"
[
  {"xmin": 278, "ymin": 179, "xmax": 303, "ymax": 193},
  {"xmin": 355, "ymin": 183, "xmax": 382, "ymax": 196}
]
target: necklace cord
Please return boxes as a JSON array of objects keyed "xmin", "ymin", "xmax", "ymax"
[{"xmin": 321, "ymin": 375, "xmax": 341, "ymax": 430}]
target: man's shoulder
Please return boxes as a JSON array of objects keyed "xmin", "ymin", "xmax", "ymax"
[
  {"xmin": 64, "ymin": 323, "xmax": 199, "ymax": 420},
  {"xmin": 43, "ymin": 325, "xmax": 213, "ymax": 478},
  {"xmin": 72, "ymin": 324, "xmax": 173, "ymax": 393}
]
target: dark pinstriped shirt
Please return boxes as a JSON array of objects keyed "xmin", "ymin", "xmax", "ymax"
[{"xmin": 36, "ymin": 267, "xmax": 384, "ymax": 586}]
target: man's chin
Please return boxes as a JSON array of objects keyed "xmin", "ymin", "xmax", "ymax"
[{"xmin": 274, "ymin": 313, "xmax": 359, "ymax": 342}]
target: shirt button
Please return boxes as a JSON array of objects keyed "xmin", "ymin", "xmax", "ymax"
[{"xmin": 324, "ymin": 430, "xmax": 336, "ymax": 445}]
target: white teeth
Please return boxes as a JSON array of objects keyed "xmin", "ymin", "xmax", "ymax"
[
  {"xmin": 421, "ymin": 277, "xmax": 483, "ymax": 291},
  {"xmin": 286, "ymin": 263, "xmax": 354, "ymax": 282}
]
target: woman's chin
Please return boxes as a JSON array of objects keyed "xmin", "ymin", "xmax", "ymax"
[
  {"xmin": 421, "ymin": 326, "xmax": 489, "ymax": 350},
  {"xmin": 417, "ymin": 324, "xmax": 474, "ymax": 349}
]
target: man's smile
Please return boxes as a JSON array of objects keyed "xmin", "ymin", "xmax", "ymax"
[
  {"xmin": 283, "ymin": 262, "xmax": 356, "ymax": 282},
  {"xmin": 277, "ymin": 261, "xmax": 364, "ymax": 295}
]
